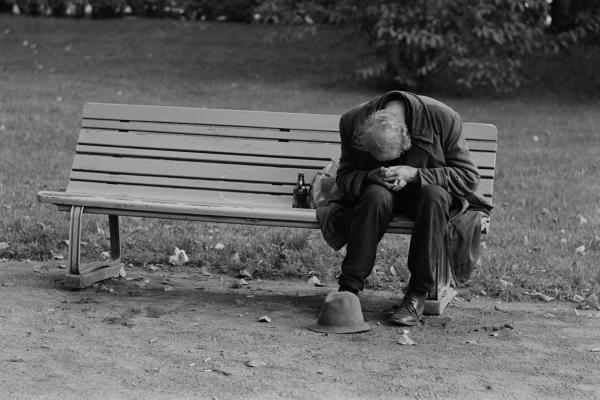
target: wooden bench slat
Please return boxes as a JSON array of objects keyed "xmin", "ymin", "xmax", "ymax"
[
  {"xmin": 70, "ymin": 171, "xmax": 295, "ymax": 195},
  {"xmin": 78, "ymin": 130, "xmax": 340, "ymax": 161},
  {"xmin": 71, "ymin": 154, "xmax": 324, "ymax": 184},
  {"xmin": 81, "ymin": 120, "xmax": 341, "ymax": 143},
  {"xmin": 83, "ymin": 103, "xmax": 341, "ymax": 132},
  {"xmin": 466, "ymin": 141, "xmax": 497, "ymax": 152},
  {"xmin": 75, "ymin": 145, "xmax": 332, "ymax": 169},
  {"xmin": 462, "ymin": 123, "xmax": 498, "ymax": 141}
]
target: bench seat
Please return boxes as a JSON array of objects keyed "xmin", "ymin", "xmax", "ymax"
[{"xmin": 38, "ymin": 191, "xmax": 417, "ymax": 232}]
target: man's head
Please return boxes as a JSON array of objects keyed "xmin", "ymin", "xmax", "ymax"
[{"xmin": 353, "ymin": 110, "xmax": 411, "ymax": 162}]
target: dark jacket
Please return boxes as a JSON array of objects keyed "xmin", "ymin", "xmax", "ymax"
[{"xmin": 316, "ymin": 91, "xmax": 492, "ymax": 282}]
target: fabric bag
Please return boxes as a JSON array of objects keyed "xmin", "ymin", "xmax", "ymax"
[{"xmin": 308, "ymin": 158, "xmax": 343, "ymax": 209}]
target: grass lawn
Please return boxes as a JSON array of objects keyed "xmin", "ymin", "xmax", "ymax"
[{"xmin": 0, "ymin": 15, "xmax": 598, "ymax": 301}]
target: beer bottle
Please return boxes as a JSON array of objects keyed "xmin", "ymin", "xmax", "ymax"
[{"xmin": 292, "ymin": 173, "xmax": 309, "ymax": 208}]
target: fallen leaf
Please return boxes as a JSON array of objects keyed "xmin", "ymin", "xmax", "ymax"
[
  {"xmin": 494, "ymin": 304, "xmax": 508, "ymax": 312},
  {"xmin": 245, "ymin": 360, "xmax": 266, "ymax": 367},
  {"xmin": 258, "ymin": 316, "xmax": 271, "ymax": 323},
  {"xmin": 32, "ymin": 265, "xmax": 42, "ymax": 273},
  {"xmin": 466, "ymin": 340, "xmax": 478, "ymax": 345},
  {"xmin": 572, "ymin": 294, "xmax": 585, "ymax": 302},
  {"xmin": 147, "ymin": 264, "xmax": 159, "ymax": 272},
  {"xmin": 238, "ymin": 268, "xmax": 252, "ymax": 279},
  {"xmin": 163, "ymin": 286, "xmax": 174, "ymax": 292},
  {"xmin": 536, "ymin": 292, "xmax": 554, "ymax": 302},
  {"xmin": 56, "ymin": 264, "xmax": 66, "ymax": 269},
  {"xmin": 590, "ymin": 347, "xmax": 600, "ymax": 352},
  {"xmin": 575, "ymin": 245, "xmax": 586, "ymax": 255},
  {"xmin": 397, "ymin": 333, "xmax": 416, "ymax": 346},
  {"xmin": 118, "ymin": 267, "xmax": 126, "ymax": 278},
  {"xmin": 100, "ymin": 251, "xmax": 110, "ymax": 260},
  {"xmin": 578, "ymin": 215, "xmax": 589, "ymax": 225},
  {"xmin": 532, "ymin": 135, "xmax": 539, "ymax": 142},
  {"xmin": 2, "ymin": 282, "xmax": 16, "ymax": 287},
  {"xmin": 200, "ymin": 266, "xmax": 212, "ymax": 276},
  {"xmin": 169, "ymin": 247, "xmax": 189, "ymax": 266},
  {"xmin": 307, "ymin": 276, "xmax": 325, "ymax": 287},
  {"xmin": 214, "ymin": 243, "xmax": 225, "ymax": 250},
  {"xmin": 490, "ymin": 332, "xmax": 499, "ymax": 337}
]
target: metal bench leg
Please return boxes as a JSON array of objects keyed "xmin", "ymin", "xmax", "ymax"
[
  {"xmin": 68, "ymin": 206, "xmax": 84, "ymax": 275},
  {"xmin": 64, "ymin": 207, "xmax": 123, "ymax": 289},
  {"xmin": 109, "ymin": 215, "xmax": 121, "ymax": 262}
]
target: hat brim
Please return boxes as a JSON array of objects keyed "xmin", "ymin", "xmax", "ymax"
[{"xmin": 308, "ymin": 322, "xmax": 371, "ymax": 334}]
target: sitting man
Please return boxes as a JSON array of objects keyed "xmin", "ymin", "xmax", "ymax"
[{"xmin": 317, "ymin": 91, "xmax": 491, "ymax": 326}]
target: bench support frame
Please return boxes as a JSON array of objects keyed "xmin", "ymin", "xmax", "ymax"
[
  {"xmin": 61, "ymin": 206, "xmax": 454, "ymax": 314},
  {"xmin": 64, "ymin": 206, "xmax": 123, "ymax": 289}
]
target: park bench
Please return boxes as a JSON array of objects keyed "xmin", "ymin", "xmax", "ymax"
[{"xmin": 37, "ymin": 103, "xmax": 497, "ymax": 315}]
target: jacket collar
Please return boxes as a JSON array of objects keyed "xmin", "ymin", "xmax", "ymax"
[{"xmin": 371, "ymin": 91, "xmax": 434, "ymax": 145}]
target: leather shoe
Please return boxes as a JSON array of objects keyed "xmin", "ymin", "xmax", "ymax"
[{"xmin": 390, "ymin": 291, "xmax": 426, "ymax": 326}]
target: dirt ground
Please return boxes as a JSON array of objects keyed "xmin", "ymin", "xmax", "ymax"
[{"xmin": 1, "ymin": 261, "xmax": 599, "ymax": 400}]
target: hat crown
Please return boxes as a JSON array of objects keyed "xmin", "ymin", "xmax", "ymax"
[{"xmin": 309, "ymin": 292, "xmax": 370, "ymax": 334}]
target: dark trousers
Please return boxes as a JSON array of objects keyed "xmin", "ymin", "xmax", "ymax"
[{"xmin": 338, "ymin": 183, "xmax": 454, "ymax": 294}]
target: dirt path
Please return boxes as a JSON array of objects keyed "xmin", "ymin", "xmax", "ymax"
[{"xmin": 1, "ymin": 261, "xmax": 599, "ymax": 400}]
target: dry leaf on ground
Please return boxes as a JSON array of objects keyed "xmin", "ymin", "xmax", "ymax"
[
  {"xmin": 397, "ymin": 333, "xmax": 416, "ymax": 346},
  {"xmin": 168, "ymin": 247, "xmax": 189, "ymax": 266},
  {"xmin": 238, "ymin": 268, "xmax": 252, "ymax": 279},
  {"xmin": 245, "ymin": 360, "xmax": 266, "ymax": 368},
  {"xmin": 307, "ymin": 276, "xmax": 325, "ymax": 287}
]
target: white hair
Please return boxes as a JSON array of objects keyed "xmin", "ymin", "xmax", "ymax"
[{"xmin": 353, "ymin": 110, "xmax": 411, "ymax": 161}]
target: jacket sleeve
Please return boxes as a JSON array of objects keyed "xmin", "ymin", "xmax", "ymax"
[
  {"xmin": 418, "ymin": 113, "xmax": 480, "ymax": 197},
  {"xmin": 335, "ymin": 114, "xmax": 369, "ymax": 202}
]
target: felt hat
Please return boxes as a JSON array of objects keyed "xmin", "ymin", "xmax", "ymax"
[{"xmin": 309, "ymin": 291, "xmax": 370, "ymax": 334}]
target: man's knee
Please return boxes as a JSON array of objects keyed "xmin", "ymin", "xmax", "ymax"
[
  {"xmin": 416, "ymin": 185, "xmax": 451, "ymax": 210},
  {"xmin": 359, "ymin": 184, "xmax": 394, "ymax": 213}
]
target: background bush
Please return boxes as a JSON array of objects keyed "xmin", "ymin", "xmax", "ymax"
[{"xmin": 2, "ymin": 0, "xmax": 600, "ymax": 93}]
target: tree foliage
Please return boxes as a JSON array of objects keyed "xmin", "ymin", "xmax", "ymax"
[
  {"xmin": 254, "ymin": 0, "xmax": 600, "ymax": 93},
  {"xmin": 358, "ymin": 0, "xmax": 554, "ymax": 92}
]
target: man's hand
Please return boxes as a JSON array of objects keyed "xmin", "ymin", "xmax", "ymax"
[
  {"xmin": 367, "ymin": 167, "xmax": 410, "ymax": 192},
  {"xmin": 380, "ymin": 166, "xmax": 418, "ymax": 191}
]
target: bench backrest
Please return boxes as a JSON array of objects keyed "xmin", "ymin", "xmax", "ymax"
[{"xmin": 68, "ymin": 103, "xmax": 497, "ymax": 208}]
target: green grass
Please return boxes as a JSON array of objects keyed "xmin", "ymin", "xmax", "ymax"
[{"xmin": 0, "ymin": 15, "xmax": 599, "ymax": 301}]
